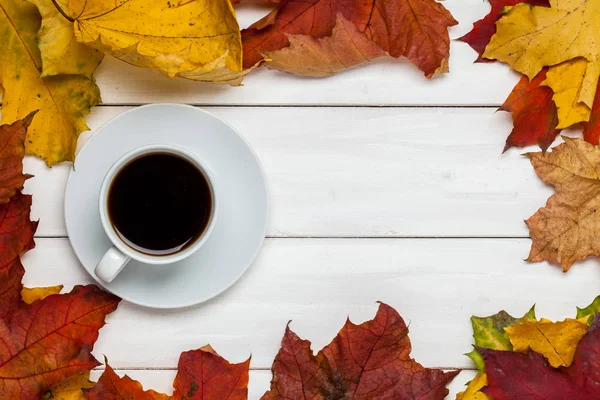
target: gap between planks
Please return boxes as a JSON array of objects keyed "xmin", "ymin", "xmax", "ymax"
[{"xmin": 35, "ymin": 235, "xmax": 531, "ymax": 239}]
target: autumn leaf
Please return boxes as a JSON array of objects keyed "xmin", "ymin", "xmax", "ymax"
[
  {"xmin": 577, "ymin": 295, "xmax": 600, "ymax": 324},
  {"xmin": 500, "ymin": 69, "xmax": 560, "ymax": 152},
  {"xmin": 263, "ymin": 14, "xmax": 386, "ymax": 77},
  {"xmin": 526, "ymin": 137, "xmax": 600, "ymax": 270},
  {"xmin": 583, "ymin": 80, "xmax": 600, "ymax": 145},
  {"xmin": 0, "ymin": 192, "xmax": 38, "ymax": 317},
  {"xmin": 87, "ymin": 347, "xmax": 250, "ymax": 400},
  {"xmin": 47, "ymin": 0, "xmax": 245, "ymax": 84},
  {"xmin": 242, "ymin": 0, "xmax": 457, "ymax": 78},
  {"xmin": 483, "ymin": 0, "xmax": 600, "ymax": 129},
  {"xmin": 456, "ymin": 373, "xmax": 489, "ymax": 400},
  {"xmin": 262, "ymin": 302, "xmax": 458, "ymax": 399},
  {"xmin": 43, "ymin": 372, "xmax": 94, "ymax": 400},
  {"xmin": 0, "ymin": 0, "xmax": 101, "ymax": 165},
  {"xmin": 458, "ymin": 0, "xmax": 550, "ymax": 62},
  {"xmin": 0, "ymin": 113, "xmax": 35, "ymax": 204},
  {"xmin": 27, "ymin": 0, "xmax": 103, "ymax": 77},
  {"xmin": 481, "ymin": 315, "xmax": 600, "ymax": 399},
  {"xmin": 21, "ymin": 284, "xmax": 63, "ymax": 304},
  {"xmin": 505, "ymin": 318, "xmax": 589, "ymax": 367}
]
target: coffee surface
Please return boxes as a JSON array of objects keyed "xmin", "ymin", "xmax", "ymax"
[{"xmin": 108, "ymin": 153, "xmax": 212, "ymax": 255}]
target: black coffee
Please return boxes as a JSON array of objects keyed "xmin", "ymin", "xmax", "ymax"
[{"xmin": 108, "ymin": 153, "xmax": 212, "ymax": 255}]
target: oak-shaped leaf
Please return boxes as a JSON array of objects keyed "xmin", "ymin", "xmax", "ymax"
[
  {"xmin": 242, "ymin": 0, "xmax": 457, "ymax": 78},
  {"xmin": 481, "ymin": 315, "xmax": 600, "ymax": 399},
  {"xmin": 262, "ymin": 302, "xmax": 458, "ymax": 399},
  {"xmin": 526, "ymin": 138, "xmax": 600, "ymax": 270},
  {"xmin": 87, "ymin": 346, "xmax": 250, "ymax": 399}
]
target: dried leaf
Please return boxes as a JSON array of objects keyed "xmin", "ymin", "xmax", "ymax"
[
  {"xmin": 0, "ymin": 192, "xmax": 38, "ymax": 317},
  {"xmin": 263, "ymin": 14, "xmax": 386, "ymax": 77},
  {"xmin": 481, "ymin": 316, "xmax": 600, "ymax": 399},
  {"xmin": 526, "ymin": 137, "xmax": 600, "ymax": 270},
  {"xmin": 242, "ymin": 0, "xmax": 457, "ymax": 78},
  {"xmin": 458, "ymin": 0, "xmax": 550, "ymax": 62},
  {"xmin": 86, "ymin": 363, "xmax": 169, "ymax": 400},
  {"xmin": 27, "ymin": 0, "xmax": 103, "ymax": 77},
  {"xmin": 0, "ymin": 285, "xmax": 120, "ymax": 399},
  {"xmin": 21, "ymin": 285, "xmax": 63, "ymax": 304},
  {"xmin": 483, "ymin": 0, "xmax": 600, "ymax": 128},
  {"xmin": 456, "ymin": 373, "xmax": 489, "ymax": 400},
  {"xmin": 88, "ymin": 348, "xmax": 250, "ymax": 400},
  {"xmin": 0, "ymin": 113, "xmax": 35, "ymax": 204},
  {"xmin": 0, "ymin": 0, "xmax": 101, "ymax": 165},
  {"xmin": 505, "ymin": 319, "xmax": 589, "ymax": 367},
  {"xmin": 262, "ymin": 302, "xmax": 458, "ymax": 399},
  {"xmin": 500, "ymin": 69, "xmax": 560, "ymax": 152},
  {"xmin": 61, "ymin": 0, "xmax": 244, "ymax": 84},
  {"xmin": 42, "ymin": 372, "xmax": 94, "ymax": 400}
]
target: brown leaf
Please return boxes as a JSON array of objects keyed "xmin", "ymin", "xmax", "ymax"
[
  {"xmin": 0, "ymin": 113, "xmax": 36, "ymax": 203},
  {"xmin": 526, "ymin": 137, "xmax": 600, "ymax": 270},
  {"xmin": 263, "ymin": 14, "xmax": 386, "ymax": 77},
  {"xmin": 262, "ymin": 302, "xmax": 458, "ymax": 399},
  {"xmin": 242, "ymin": 0, "xmax": 457, "ymax": 77}
]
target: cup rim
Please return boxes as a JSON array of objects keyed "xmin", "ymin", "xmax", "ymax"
[{"xmin": 98, "ymin": 144, "xmax": 218, "ymax": 265}]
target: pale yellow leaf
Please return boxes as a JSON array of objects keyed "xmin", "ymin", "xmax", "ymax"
[{"xmin": 21, "ymin": 285, "xmax": 63, "ymax": 304}]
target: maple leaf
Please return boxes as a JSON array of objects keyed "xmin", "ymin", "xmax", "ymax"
[
  {"xmin": 505, "ymin": 318, "xmax": 589, "ymax": 367},
  {"xmin": 42, "ymin": 372, "xmax": 94, "ymax": 400},
  {"xmin": 0, "ymin": 0, "xmax": 101, "ymax": 166},
  {"xmin": 21, "ymin": 284, "xmax": 63, "ymax": 304},
  {"xmin": 87, "ymin": 346, "xmax": 250, "ymax": 399},
  {"xmin": 483, "ymin": 0, "xmax": 600, "ymax": 129},
  {"xmin": 0, "ymin": 113, "xmax": 36, "ymax": 204},
  {"xmin": 526, "ymin": 137, "xmax": 600, "ymax": 270},
  {"xmin": 48, "ymin": 0, "xmax": 245, "ymax": 85},
  {"xmin": 27, "ymin": 0, "xmax": 103, "ymax": 77},
  {"xmin": 242, "ymin": 0, "xmax": 457, "ymax": 78},
  {"xmin": 0, "ymin": 285, "xmax": 120, "ymax": 399},
  {"xmin": 458, "ymin": 0, "xmax": 550, "ymax": 62},
  {"xmin": 0, "ymin": 192, "xmax": 38, "ymax": 317},
  {"xmin": 262, "ymin": 302, "xmax": 458, "ymax": 400},
  {"xmin": 480, "ymin": 315, "xmax": 600, "ymax": 399},
  {"xmin": 500, "ymin": 69, "xmax": 561, "ymax": 152},
  {"xmin": 262, "ymin": 14, "xmax": 387, "ymax": 77}
]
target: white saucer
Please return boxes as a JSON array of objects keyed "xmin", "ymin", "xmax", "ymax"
[{"xmin": 65, "ymin": 104, "xmax": 268, "ymax": 308}]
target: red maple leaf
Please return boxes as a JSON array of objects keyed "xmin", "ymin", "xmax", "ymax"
[
  {"xmin": 501, "ymin": 68, "xmax": 561, "ymax": 152},
  {"xmin": 262, "ymin": 302, "xmax": 458, "ymax": 399},
  {"xmin": 583, "ymin": 81, "xmax": 600, "ymax": 145},
  {"xmin": 0, "ymin": 112, "xmax": 36, "ymax": 204},
  {"xmin": 480, "ymin": 315, "xmax": 600, "ymax": 399},
  {"xmin": 241, "ymin": 0, "xmax": 457, "ymax": 77},
  {"xmin": 459, "ymin": 0, "xmax": 550, "ymax": 62},
  {"xmin": 87, "ymin": 346, "xmax": 250, "ymax": 399}
]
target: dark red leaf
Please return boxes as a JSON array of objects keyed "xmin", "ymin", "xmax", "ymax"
[{"xmin": 0, "ymin": 112, "xmax": 36, "ymax": 204}]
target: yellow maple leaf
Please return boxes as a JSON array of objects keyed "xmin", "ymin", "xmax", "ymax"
[
  {"xmin": 21, "ymin": 285, "xmax": 63, "ymax": 303},
  {"xmin": 505, "ymin": 318, "xmax": 589, "ymax": 367},
  {"xmin": 263, "ymin": 14, "xmax": 387, "ymax": 77},
  {"xmin": 0, "ymin": 0, "xmax": 101, "ymax": 166},
  {"xmin": 526, "ymin": 137, "xmax": 600, "ymax": 270},
  {"xmin": 483, "ymin": 0, "xmax": 600, "ymax": 128},
  {"xmin": 27, "ymin": 0, "xmax": 104, "ymax": 77},
  {"xmin": 42, "ymin": 372, "xmax": 94, "ymax": 400},
  {"xmin": 456, "ymin": 373, "xmax": 489, "ymax": 400},
  {"xmin": 50, "ymin": 0, "xmax": 244, "ymax": 84}
]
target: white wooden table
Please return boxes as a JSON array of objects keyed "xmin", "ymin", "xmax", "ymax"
[{"xmin": 17, "ymin": 2, "xmax": 600, "ymax": 398}]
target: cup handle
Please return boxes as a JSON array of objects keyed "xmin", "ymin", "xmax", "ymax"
[{"xmin": 95, "ymin": 246, "xmax": 131, "ymax": 283}]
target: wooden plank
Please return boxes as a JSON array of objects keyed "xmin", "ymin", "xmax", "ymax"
[
  {"xmin": 88, "ymin": 369, "xmax": 474, "ymax": 399},
  {"xmin": 23, "ymin": 238, "xmax": 599, "ymax": 369},
  {"xmin": 92, "ymin": 1, "xmax": 519, "ymax": 106},
  {"xmin": 22, "ymin": 106, "xmax": 552, "ymax": 238}
]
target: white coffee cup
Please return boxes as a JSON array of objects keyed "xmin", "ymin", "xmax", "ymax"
[{"xmin": 95, "ymin": 144, "xmax": 218, "ymax": 283}]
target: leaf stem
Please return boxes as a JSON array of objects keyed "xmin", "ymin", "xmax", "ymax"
[{"xmin": 50, "ymin": 0, "xmax": 74, "ymax": 22}]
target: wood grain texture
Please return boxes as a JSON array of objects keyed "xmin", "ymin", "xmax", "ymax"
[
  {"xmin": 22, "ymin": 238, "xmax": 600, "ymax": 370},
  {"xmin": 21, "ymin": 106, "xmax": 554, "ymax": 238}
]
